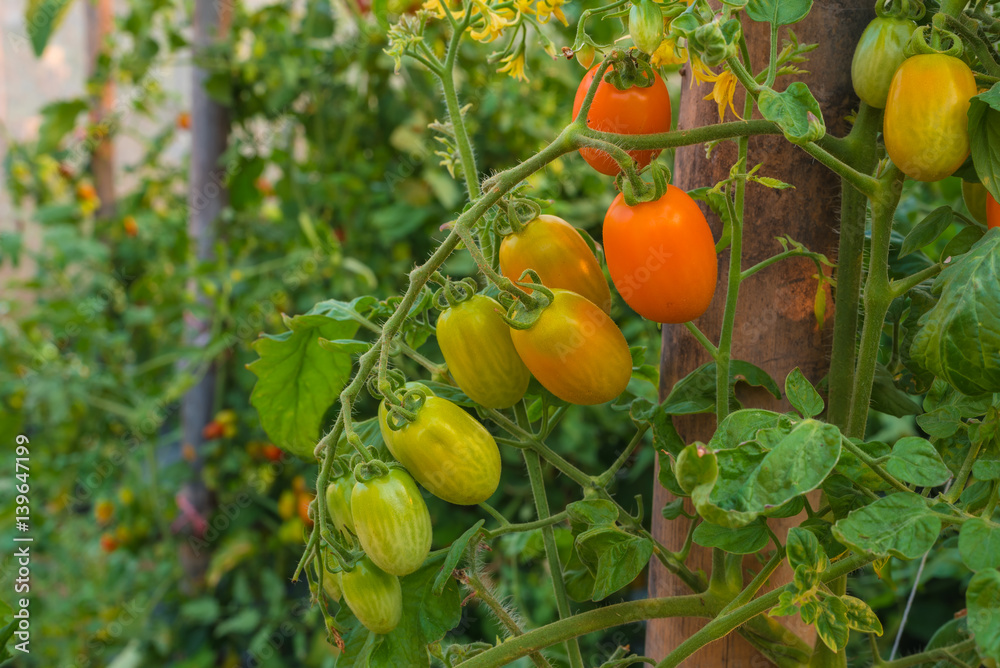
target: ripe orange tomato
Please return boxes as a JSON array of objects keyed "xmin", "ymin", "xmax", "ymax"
[
  {"xmin": 499, "ymin": 215, "xmax": 612, "ymax": 313},
  {"xmin": 572, "ymin": 66, "xmax": 672, "ymax": 176},
  {"xmin": 603, "ymin": 185, "xmax": 718, "ymax": 323},
  {"xmin": 123, "ymin": 216, "xmax": 139, "ymax": 237},
  {"xmin": 883, "ymin": 54, "xmax": 976, "ymax": 182},
  {"xmin": 177, "ymin": 111, "xmax": 191, "ymax": 130},
  {"xmin": 510, "ymin": 289, "xmax": 631, "ymax": 405},
  {"xmin": 988, "ymin": 192, "xmax": 1000, "ymax": 230}
]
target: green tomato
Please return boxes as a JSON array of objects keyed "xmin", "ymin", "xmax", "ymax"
[
  {"xmin": 629, "ymin": 0, "xmax": 664, "ymax": 56},
  {"xmin": 351, "ymin": 467, "xmax": 432, "ymax": 576},
  {"xmin": 674, "ymin": 443, "xmax": 718, "ymax": 495},
  {"xmin": 851, "ymin": 16, "xmax": 915, "ymax": 109},
  {"xmin": 321, "ymin": 569, "xmax": 342, "ymax": 602},
  {"xmin": 325, "ymin": 472, "xmax": 356, "ymax": 536},
  {"xmin": 380, "ymin": 395, "xmax": 501, "ymax": 505},
  {"xmin": 340, "ymin": 557, "xmax": 402, "ymax": 635},
  {"xmin": 436, "ymin": 294, "xmax": 530, "ymax": 409}
]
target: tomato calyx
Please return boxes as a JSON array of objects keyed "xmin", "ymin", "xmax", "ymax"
[
  {"xmin": 493, "ymin": 197, "xmax": 542, "ymax": 236},
  {"xmin": 353, "ymin": 459, "xmax": 393, "ymax": 484},
  {"xmin": 498, "ymin": 269, "xmax": 556, "ymax": 331},
  {"xmin": 908, "ymin": 23, "xmax": 962, "ymax": 57},
  {"xmin": 616, "ymin": 161, "xmax": 671, "ymax": 207},
  {"xmin": 875, "ymin": 0, "xmax": 924, "ymax": 20},
  {"xmin": 433, "ymin": 276, "xmax": 479, "ymax": 310},
  {"xmin": 600, "ymin": 49, "xmax": 658, "ymax": 91}
]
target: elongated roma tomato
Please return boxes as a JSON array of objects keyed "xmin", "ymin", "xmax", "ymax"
[
  {"xmin": 572, "ymin": 66, "xmax": 672, "ymax": 176},
  {"xmin": 500, "ymin": 215, "xmax": 612, "ymax": 313},
  {"xmin": 510, "ymin": 289, "xmax": 631, "ymax": 405},
  {"xmin": 436, "ymin": 295, "xmax": 530, "ymax": 408},
  {"xmin": 988, "ymin": 192, "xmax": 1000, "ymax": 230},
  {"xmin": 380, "ymin": 395, "xmax": 501, "ymax": 505},
  {"xmin": 851, "ymin": 16, "xmax": 915, "ymax": 108},
  {"xmin": 340, "ymin": 556, "xmax": 402, "ymax": 634},
  {"xmin": 325, "ymin": 472, "xmax": 356, "ymax": 536},
  {"xmin": 884, "ymin": 54, "xmax": 976, "ymax": 182},
  {"xmin": 603, "ymin": 185, "xmax": 717, "ymax": 323},
  {"xmin": 351, "ymin": 467, "xmax": 432, "ymax": 576}
]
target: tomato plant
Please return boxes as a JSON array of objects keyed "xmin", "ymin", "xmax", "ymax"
[
  {"xmin": 339, "ymin": 556, "xmax": 403, "ymax": 634},
  {"xmin": 350, "ymin": 466, "xmax": 433, "ymax": 577}
]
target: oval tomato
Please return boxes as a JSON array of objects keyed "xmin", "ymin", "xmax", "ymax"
[
  {"xmin": 510, "ymin": 289, "xmax": 631, "ymax": 405},
  {"xmin": 351, "ymin": 467, "xmax": 432, "ymax": 576},
  {"xmin": 325, "ymin": 472, "xmax": 356, "ymax": 535},
  {"xmin": 572, "ymin": 66, "xmax": 672, "ymax": 176},
  {"xmin": 499, "ymin": 215, "xmax": 612, "ymax": 313},
  {"xmin": 380, "ymin": 395, "xmax": 501, "ymax": 505},
  {"xmin": 884, "ymin": 54, "xmax": 976, "ymax": 182},
  {"xmin": 988, "ymin": 192, "xmax": 1000, "ymax": 230},
  {"xmin": 340, "ymin": 556, "xmax": 402, "ymax": 634},
  {"xmin": 851, "ymin": 16, "xmax": 915, "ymax": 108},
  {"xmin": 436, "ymin": 295, "xmax": 530, "ymax": 408},
  {"xmin": 603, "ymin": 185, "xmax": 717, "ymax": 323},
  {"xmin": 321, "ymin": 568, "xmax": 342, "ymax": 602}
]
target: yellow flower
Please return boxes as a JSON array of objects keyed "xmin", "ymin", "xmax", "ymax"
[
  {"xmin": 689, "ymin": 55, "xmax": 716, "ymax": 88},
  {"xmin": 651, "ymin": 37, "xmax": 687, "ymax": 67},
  {"xmin": 423, "ymin": 0, "xmax": 465, "ymax": 19},
  {"xmin": 701, "ymin": 68, "xmax": 741, "ymax": 122},
  {"xmin": 497, "ymin": 51, "xmax": 528, "ymax": 81},
  {"xmin": 536, "ymin": 0, "xmax": 568, "ymax": 25},
  {"xmin": 469, "ymin": 0, "xmax": 512, "ymax": 42}
]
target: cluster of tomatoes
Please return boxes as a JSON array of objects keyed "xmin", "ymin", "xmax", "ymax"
[
  {"xmin": 852, "ymin": 6, "xmax": 1000, "ymax": 226},
  {"xmin": 325, "ymin": 63, "xmax": 720, "ymax": 635}
]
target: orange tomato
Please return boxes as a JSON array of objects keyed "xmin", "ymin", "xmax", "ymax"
[
  {"xmin": 177, "ymin": 111, "xmax": 191, "ymax": 130},
  {"xmin": 603, "ymin": 185, "xmax": 718, "ymax": 323},
  {"xmin": 988, "ymin": 192, "xmax": 1000, "ymax": 230},
  {"xmin": 510, "ymin": 289, "xmax": 631, "ymax": 405},
  {"xmin": 572, "ymin": 66, "xmax": 672, "ymax": 176},
  {"xmin": 499, "ymin": 215, "xmax": 612, "ymax": 313},
  {"xmin": 123, "ymin": 216, "xmax": 138, "ymax": 237}
]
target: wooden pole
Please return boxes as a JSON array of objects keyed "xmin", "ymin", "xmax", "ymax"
[
  {"xmin": 178, "ymin": 0, "xmax": 232, "ymax": 591},
  {"xmin": 647, "ymin": 2, "xmax": 872, "ymax": 664},
  {"xmin": 85, "ymin": 0, "xmax": 116, "ymax": 219}
]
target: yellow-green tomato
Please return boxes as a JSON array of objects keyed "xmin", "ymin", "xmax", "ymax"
[
  {"xmin": 321, "ymin": 569, "xmax": 342, "ymax": 602},
  {"xmin": 436, "ymin": 295, "xmax": 530, "ymax": 409},
  {"xmin": 325, "ymin": 472, "xmax": 355, "ymax": 536},
  {"xmin": 851, "ymin": 16, "xmax": 915, "ymax": 108},
  {"xmin": 380, "ymin": 396, "xmax": 501, "ymax": 505},
  {"xmin": 351, "ymin": 467, "xmax": 432, "ymax": 576},
  {"xmin": 339, "ymin": 557, "xmax": 402, "ymax": 635},
  {"xmin": 509, "ymin": 289, "xmax": 632, "ymax": 405},
  {"xmin": 884, "ymin": 54, "xmax": 977, "ymax": 182}
]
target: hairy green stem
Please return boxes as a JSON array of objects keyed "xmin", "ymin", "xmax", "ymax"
[
  {"xmin": 875, "ymin": 638, "xmax": 978, "ymax": 668},
  {"xmin": 465, "ymin": 571, "xmax": 554, "ymax": 668},
  {"xmin": 484, "ymin": 510, "xmax": 569, "ymax": 538},
  {"xmin": 684, "ymin": 321, "xmax": 718, "ymax": 358},
  {"xmin": 840, "ymin": 437, "xmax": 910, "ymax": 494},
  {"xmin": 595, "ymin": 423, "xmax": 650, "ymax": 487}
]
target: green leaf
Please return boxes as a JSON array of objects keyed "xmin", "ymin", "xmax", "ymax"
[
  {"xmin": 967, "ymin": 568, "xmax": 1000, "ymax": 661},
  {"xmin": 924, "ymin": 617, "xmax": 979, "ymax": 668},
  {"xmin": 832, "ymin": 493, "xmax": 940, "ymax": 560},
  {"xmin": 25, "ymin": 0, "xmax": 75, "ymax": 56},
  {"xmin": 433, "ymin": 520, "xmax": 484, "ymax": 596},
  {"xmin": 885, "ymin": 436, "xmax": 952, "ymax": 487},
  {"xmin": 661, "ymin": 361, "xmax": 780, "ymax": 415},
  {"xmin": 36, "ymin": 99, "xmax": 87, "ymax": 153},
  {"xmin": 769, "ymin": 589, "xmax": 800, "ymax": 617},
  {"xmin": 567, "ymin": 499, "xmax": 619, "ymax": 528},
  {"xmin": 707, "ymin": 409, "xmax": 790, "ymax": 450},
  {"xmin": 959, "ymin": 518, "xmax": 1000, "ymax": 572},
  {"xmin": 661, "ymin": 498, "xmax": 690, "ymax": 520},
  {"xmin": 911, "ymin": 230, "xmax": 1000, "ymax": 395},
  {"xmin": 692, "ymin": 519, "xmax": 770, "ymax": 554},
  {"xmin": 941, "ymin": 225, "xmax": 985, "ymax": 260},
  {"xmin": 870, "ymin": 362, "xmax": 923, "ymax": 417},
  {"xmin": 822, "ymin": 474, "xmax": 872, "ymax": 519},
  {"xmin": 786, "ymin": 527, "xmax": 830, "ymax": 573},
  {"xmin": 746, "ymin": 0, "xmax": 812, "ymax": 25},
  {"xmin": 814, "ymin": 596, "xmax": 850, "ymax": 652},
  {"xmin": 969, "ymin": 84, "xmax": 1000, "ymax": 203},
  {"xmin": 899, "ymin": 206, "xmax": 954, "ymax": 258},
  {"xmin": 757, "ymin": 82, "xmax": 825, "ymax": 144},
  {"xmin": 248, "ymin": 297, "xmax": 375, "ymax": 459},
  {"xmin": 214, "ymin": 609, "xmax": 262, "ymax": 637},
  {"xmin": 785, "ymin": 367, "xmax": 823, "ymax": 418},
  {"xmin": 840, "ymin": 595, "xmax": 883, "ymax": 635},
  {"xmin": 915, "ymin": 405, "xmax": 963, "ymax": 439},
  {"xmin": 575, "ymin": 527, "xmax": 654, "ymax": 601}
]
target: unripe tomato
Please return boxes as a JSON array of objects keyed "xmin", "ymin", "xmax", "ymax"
[
  {"xmin": 297, "ymin": 492, "xmax": 314, "ymax": 526},
  {"xmin": 509, "ymin": 289, "xmax": 632, "ymax": 405},
  {"xmin": 436, "ymin": 295, "xmax": 530, "ymax": 408},
  {"xmin": 576, "ymin": 44, "xmax": 596, "ymax": 69},
  {"xmin": 351, "ymin": 467, "xmax": 432, "ymax": 576},
  {"xmin": 340, "ymin": 557, "xmax": 402, "ymax": 635},
  {"xmin": 884, "ymin": 54, "xmax": 976, "ymax": 182},
  {"xmin": 674, "ymin": 443, "xmax": 718, "ymax": 494},
  {"xmin": 379, "ymin": 395, "xmax": 501, "ymax": 505},
  {"xmin": 603, "ymin": 185, "xmax": 718, "ymax": 323},
  {"xmin": 988, "ymin": 192, "xmax": 1000, "ymax": 230},
  {"xmin": 499, "ymin": 215, "xmax": 612, "ymax": 313},
  {"xmin": 629, "ymin": 0, "xmax": 664, "ymax": 55},
  {"xmin": 94, "ymin": 500, "xmax": 114, "ymax": 525},
  {"xmin": 963, "ymin": 181, "xmax": 989, "ymax": 225},
  {"xmin": 321, "ymin": 569, "xmax": 342, "ymax": 602},
  {"xmin": 325, "ymin": 472, "xmax": 356, "ymax": 535},
  {"xmin": 278, "ymin": 490, "xmax": 297, "ymax": 520},
  {"xmin": 851, "ymin": 16, "xmax": 915, "ymax": 108},
  {"xmin": 123, "ymin": 216, "xmax": 139, "ymax": 238},
  {"xmin": 572, "ymin": 66, "xmax": 672, "ymax": 176}
]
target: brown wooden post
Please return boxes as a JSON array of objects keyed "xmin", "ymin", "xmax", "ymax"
[
  {"xmin": 647, "ymin": 2, "xmax": 872, "ymax": 664},
  {"xmin": 86, "ymin": 0, "xmax": 116, "ymax": 219},
  {"xmin": 178, "ymin": 0, "xmax": 232, "ymax": 591}
]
